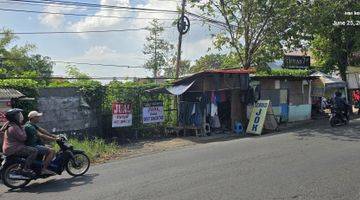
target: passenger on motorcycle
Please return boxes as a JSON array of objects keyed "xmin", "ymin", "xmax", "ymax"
[
  {"xmin": 25, "ymin": 111, "xmax": 59, "ymax": 175},
  {"xmin": 1, "ymin": 108, "xmax": 37, "ymax": 177},
  {"xmin": 333, "ymin": 91, "xmax": 350, "ymax": 122}
]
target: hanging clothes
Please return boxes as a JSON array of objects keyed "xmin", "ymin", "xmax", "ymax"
[
  {"xmin": 211, "ymin": 102, "xmax": 218, "ymax": 117},
  {"xmin": 211, "ymin": 91, "xmax": 216, "ymax": 103},
  {"xmin": 211, "ymin": 114, "xmax": 221, "ymax": 128},
  {"xmin": 220, "ymin": 91, "xmax": 227, "ymax": 102},
  {"xmin": 191, "ymin": 103, "xmax": 196, "ymax": 115}
]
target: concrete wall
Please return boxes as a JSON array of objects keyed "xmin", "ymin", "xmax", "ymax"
[
  {"xmin": 288, "ymin": 104, "xmax": 312, "ymax": 122},
  {"xmin": 247, "ymin": 104, "xmax": 311, "ymax": 122},
  {"xmin": 36, "ymin": 87, "xmax": 98, "ymax": 133}
]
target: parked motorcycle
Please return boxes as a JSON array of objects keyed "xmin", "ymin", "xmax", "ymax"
[
  {"xmin": 0, "ymin": 135, "xmax": 90, "ymax": 189},
  {"xmin": 329, "ymin": 106, "xmax": 349, "ymax": 127}
]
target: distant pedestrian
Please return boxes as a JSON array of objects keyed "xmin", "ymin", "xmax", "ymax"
[{"xmin": 352, "ymin": 90, "xmax": 360, "ymax": 115}]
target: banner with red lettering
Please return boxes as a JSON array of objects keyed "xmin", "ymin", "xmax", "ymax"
[
  {"xmin": 142, "ymin": 101, "xmax": 164, "ymax": 124},
  {"xmin": 112, "ymin": 102, "xmax": 132, "ymax": 127}
]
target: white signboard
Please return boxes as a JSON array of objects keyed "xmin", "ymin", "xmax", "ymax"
[
  {"xmin": 142, "ymin": 101, "xmax": 164, "ymax": 124},
  {"xmin": 112, "ymin": 102, "xmax": 132, "ymax": 127},
  {"xmin": 246, "ymin": 100, "xmax": 278, "ymax": 135}
]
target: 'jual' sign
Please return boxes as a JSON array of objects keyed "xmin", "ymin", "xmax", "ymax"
[{"xmin": 246, "ymin": 100, "xmax": 270, "ymax": 135}]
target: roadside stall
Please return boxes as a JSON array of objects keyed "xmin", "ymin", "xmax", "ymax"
[
  {"xmin": 249, "ymin": 75, "xmax": 314, "ymax": 123},
  {"xmin": 310, "ymin": 72, "xmax": 347, "ymax": 115},
  {"xmin": 148, "ymin": 69, "xmax": 251, "ymax": 136},
  {"xmin": 311, "ymin": 72, "xmax": 347, "ymax": 100},
  {"xmin": 0, "ymin": 88, "xmax": 26, "ymax": 125}
]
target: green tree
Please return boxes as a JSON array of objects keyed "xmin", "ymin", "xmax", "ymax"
[
  {"xmin": 307, "ymin": 0, "xmax": 360, "ymax": 80},
  {"xmin": 143, "ymin": 20, "xmax": 173, "ymax": 81},
  {"xmin": 0, "ymin": 29, "xmax": 54, "ymax": 78},
  {"xmin": 191, "ymin": 54, "xmax": 227, "ymax": 72},
  {"xmin": 164, "ymin": 57, "xmax": 191, "ymax": 77},
  {"xmin": 190, "ymin": 0, "xmax": 307, "ymax": 68}
]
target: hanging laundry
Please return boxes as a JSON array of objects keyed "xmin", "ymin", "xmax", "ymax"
[
  {"xmin": 206, "ymin": 103, "xmax": 211, "ymax": 115},
  {"xmin": 216, "ymin": 92, "xmax": 221, "ymax": 103},
  {"xmin": 191, "ymin": 103, "xmax": 196, "ymax": 115},
  {"xmin": 211, "ymin": 102, "xmax": 218, "ymax": 117},
  {"xmin": 220, "ymin": 91, "xmax": 227, "ymax": 102},
  {"xmin": 211, "ymin": 114, "xmax": 221, "ymax": 128},
  {"xmin": 211, "ymin": 91, "xmax": 216, "ymax": 103}
]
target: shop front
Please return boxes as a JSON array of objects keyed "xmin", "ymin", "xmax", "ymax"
[
  {"xmin": 149, "ymin": 69, "xmax": 251, "ymax": 136},
  {"xmin": 248, "ymin": 76, "xmax": 314, "ymax": 123}
]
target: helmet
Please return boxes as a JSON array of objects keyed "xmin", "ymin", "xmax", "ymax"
[{"xmin": 5, "ymin": 108, "xmax": 23, "ymax": 123}]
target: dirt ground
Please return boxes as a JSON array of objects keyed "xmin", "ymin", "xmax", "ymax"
[
  {"xmin": 95, "ymin": 113, "xmax": 360, "ymax": 164},
  {"xmin": 94, "ymin": 134, "xmax": 236, "ymax": 164}
]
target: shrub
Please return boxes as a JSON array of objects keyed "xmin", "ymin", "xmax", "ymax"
[{"xmin": 53, "ymin": 138, "xmax": 121, "ymax": 163}]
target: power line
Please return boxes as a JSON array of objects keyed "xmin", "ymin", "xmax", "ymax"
[
  {"xmin": 1, "ymin": 57, "xmax": 144, "ymax": 68},
  {"xmin": 0, "ymin": 7, "xmax": 179, "ymax": 21},
  {"xmin": 54, "ymin": 60, "xmax": 144, "ymax": 68},
  {"xmin": 3, "ymin": 0, "xmax": 230, "ymax": 28},
  {"xmin": 0, "ymin": 27, "xmax": 174, "ymax": 35},
  {"xmin": 0, "ymin": 76, "xmax": 175, "ymax": 80},
  {"xmin": 7, "ymin": 0, "xmax": 181, "ymax": 14},
  {"xmin": 0, "ymin": 57, "xmax": 171, "ymax": 70},
  {"xmin": 0, "ymin": 1, "xmax": 178, "ymax": 16}
]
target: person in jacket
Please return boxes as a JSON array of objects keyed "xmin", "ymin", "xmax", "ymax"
[
  {"xmin": 333, "ymin": 91, "xmax": 350, "ymax": 122},
  {"xmin": 1, "ymin": 108, "xmax": 37, "ymax": 176}
]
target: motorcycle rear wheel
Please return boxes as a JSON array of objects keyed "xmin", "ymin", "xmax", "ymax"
[
  {"xmin": 1, "ymin": 162, "xmax": 31, "ymax": 189},
  {"xmin": 66, "ymin": 152, "xmax": 90, "ymax": 177}
]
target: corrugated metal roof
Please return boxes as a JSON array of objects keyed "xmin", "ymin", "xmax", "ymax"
[
  {"xmin": 0, "ymin": 88, "xmax": 25, "ymax": 99},
  {"xmin": 173, "ymin": 69, "xmax": 252, "ymax": 85}
]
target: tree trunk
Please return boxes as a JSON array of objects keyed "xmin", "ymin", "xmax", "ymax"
[{"xmin": 338, "ymin": 52, "xmax": 349, "ymax": 82}]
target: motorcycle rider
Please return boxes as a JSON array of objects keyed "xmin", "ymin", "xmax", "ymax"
[
  {"xmin": 1, "ymin": 108, "xmax": 37, "ymax": 177},
  {"xmin": 24, "ymin": 111, "xmax": 58, "ymax": 175},
  {"xmin": 333, "ymin": 91, "xmax": 350, "ymax": 122}
]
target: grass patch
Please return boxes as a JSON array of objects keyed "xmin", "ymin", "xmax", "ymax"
[
  {"xmin": 256, "ymin": 69, "xmax": 310, "ymax": 77},
  {"xmin": 54, "ymin": 138, "xmax": 123, "ymax": 163}
]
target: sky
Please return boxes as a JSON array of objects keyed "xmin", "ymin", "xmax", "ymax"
[{"xmin": 0, "ymin": 0, "xmax": 224, "ymax": 78}]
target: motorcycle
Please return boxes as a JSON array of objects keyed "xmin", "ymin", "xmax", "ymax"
[
  {"xmin": 0, "ymin": 134, "xmax": 90, "ymax": 189},
  {"xmin": 329, "ymin": 106, "xmax": 349, "ymax": 127}
]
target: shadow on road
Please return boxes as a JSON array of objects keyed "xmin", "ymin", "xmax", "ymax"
[
  {"xmin": 5, "ymin": 173, "xmax": 98, "ymax": 194},
  {"xmin": 292, "ymin": 119, "xmax": 360, "ymax": 142}
]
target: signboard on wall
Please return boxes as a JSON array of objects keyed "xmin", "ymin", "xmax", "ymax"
[
  {"xmin": 112, "ymin": 102, "xmax": 132, "ymax": 127},
  {"xmin": 283, "ymin": 55, "xmax": 310, "ymax": 69},
  {"xmin": 247, "ymin": 100, "xmax": 277, "ymax": 135},
  {"xmin": 142, "ymin": 101, "xmax": 164, "ymax": 124}
]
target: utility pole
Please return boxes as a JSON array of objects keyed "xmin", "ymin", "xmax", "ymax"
[
  {"xmin": 175, "ymin": 0, "xmax": 186, "ymax": 79},
  {"xmin": 174, "ymin": 0, "xmax": 190, "ymax": 126}
]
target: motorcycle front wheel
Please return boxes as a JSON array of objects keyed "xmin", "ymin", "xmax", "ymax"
[{"xmin": 66, "ymin": 152, "xmax": 90, "ymax": 177}]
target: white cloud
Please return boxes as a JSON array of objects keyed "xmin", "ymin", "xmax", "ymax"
[
  {"xmin": 49, "ymin": 0, "xmax": 224, "ymax": 77},
  {"xmin": 39, "ymin": 5, "xmax": 79, "ymax": 29},
  {"xmin": 70, "ymin": 0, "xmax": 130, "ymax": 33},
  {"xmin": 52, "ymin": 45, "xmax": 151, "ymax": 78},
  {"xmin": 182, "ymin": 37, "xmax": 218, "ymax": 61}
]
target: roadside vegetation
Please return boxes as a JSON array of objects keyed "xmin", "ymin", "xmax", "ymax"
[{"xmin": 53, "ymin": 138, "xmax": 123, "ymax": 163}]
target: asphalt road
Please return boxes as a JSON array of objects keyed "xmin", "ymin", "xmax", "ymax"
[{"xmin": 1, "ymin": 119, "xmax": 360, "ymax": 200}]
